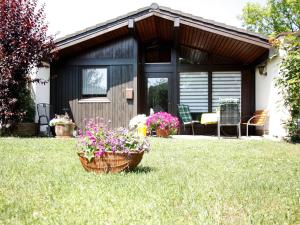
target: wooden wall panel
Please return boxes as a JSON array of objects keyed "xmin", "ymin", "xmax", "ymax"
[
  {"xmin": 50, "ymin": 36, "xmax": 136, "ymax": 129},
  {"xmin": 241, "ymin": 69, "xmax": 255, "ymax": 118}
]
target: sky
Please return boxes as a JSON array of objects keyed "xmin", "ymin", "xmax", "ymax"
[{"xmin": 42, "ymin": 0, "xmax": 267, "ymax": 38}]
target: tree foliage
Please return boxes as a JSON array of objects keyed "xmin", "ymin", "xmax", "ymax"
[
  {"xmin": 241, "ymin": 0, "xmax": 300, "ymax": 35},
  {"xmin": 276, "ymin": 36, "xmax": 300, "ymax": 142},
  {"xmin": 0, "ymin": 0, "xmax": 56, "ymax": 129}
]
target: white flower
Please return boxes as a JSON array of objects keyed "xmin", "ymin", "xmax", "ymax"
[
  {"xmin": 129, "ymin": 114, "xmax": 147, "ymax": 129},
  {"xmin": 49, "ymin": 115, "xmax": 74, "ymax": 126}
]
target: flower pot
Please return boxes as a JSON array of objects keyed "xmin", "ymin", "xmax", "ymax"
[
  {"xmin": 55, "ymin": 124, "xmax": 75, "ymax": 138},
  {"xmin": 78, "ymin": 151, "xmax": 144, "ymax": 173},
  {"xmin": 137, "ymin": 124, "xmax": 147, "ymax": 137},
  {"xmin": 156, "ymin": 127, "xmax": 170, "ymax": 138},
  {"xmin": 13, "ymin": 123, "xmax": 37, "ymax": 137}
]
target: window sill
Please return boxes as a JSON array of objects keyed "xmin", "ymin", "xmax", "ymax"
[{"xmin": 78, "ymin": 97, "xmax": 111, "ymax": 103}]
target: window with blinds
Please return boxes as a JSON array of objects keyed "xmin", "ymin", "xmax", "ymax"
[
  {"xmin": 179, "ymin": 72, "xmax": 208, "ymax": 113},
  {"xmin": 212, "ymin": 72, "xmax": 241, "ymax": 112}
]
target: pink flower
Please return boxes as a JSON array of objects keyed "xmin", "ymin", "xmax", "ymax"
[
  {"xmin": 77, "ymin": 118, "xmax": 150, "ymax": 161},
  {"xmin": 95, "ymin": 150, "xmax": 104, "ymax": 157},
  {"xmin": 146, "ymin": 112, "xmax": 179, "ymax": 131}
]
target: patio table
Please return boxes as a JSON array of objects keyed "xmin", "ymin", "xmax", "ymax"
[{"xmin": 201, "ymin": 113, "xmax": 218, "ymax": 125}]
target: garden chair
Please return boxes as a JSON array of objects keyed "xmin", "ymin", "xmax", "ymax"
[
  {"xmin": 37, "ymin": 103, "xmax": 51, "ymax": 136},
  {"xmin": 242, "ymin": 110, "xmax": 268, "ymax": 136},
  {"xmin": 177, "ymin": 104, "xmax": 199, "ymax": 135},
  {"xmin": 217, "ymin": 99, "xmax": 241, "ymax": 139}
]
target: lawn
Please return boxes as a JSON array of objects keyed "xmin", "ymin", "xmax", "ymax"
[{"xmin": 0, "ymin": 138, "xmax": 299, "ymax": 225}]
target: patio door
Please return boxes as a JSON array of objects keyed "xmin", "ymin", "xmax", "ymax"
[{"xmin": 146, "ymin": 72, "xmax": 172, "ymax": 114}]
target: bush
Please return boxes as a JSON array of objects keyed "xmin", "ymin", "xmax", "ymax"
[{"xmin": 0, "ymin": 0, "xmax": 56, "ymax": 131}]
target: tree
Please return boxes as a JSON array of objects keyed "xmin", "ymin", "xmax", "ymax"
[
  {"xmin": 0, "ymin": 0, "xmax": 56, "ymax": 130},
  {"xmin": 241, "ymin": 0, "xmax": 300, "ymax": 142},
  {"xmin": 240, "ymin": 0, "xmax": 300, "ymax": 35}
]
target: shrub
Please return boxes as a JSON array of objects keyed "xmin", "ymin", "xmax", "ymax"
[
  {"xmin": 276, "ymin": 35, "xmax": 300, "ymax": 143},
  {"xmin": 0, "ymin": 0, "xmax": 56, "ymax": 131}
]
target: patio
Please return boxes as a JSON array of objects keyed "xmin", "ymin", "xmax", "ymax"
[
  {"xmin": 0, "ymin": 137, "xmax": 299, "ymax": 224},
  {"xmin": 172, "ymin": 134, "xmax": 279, "ymax": 141}
]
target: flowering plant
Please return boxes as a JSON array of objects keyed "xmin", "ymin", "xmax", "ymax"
[
  {"xmin": 146, "ymin": 112, "xmax": 179, "ymax": 132},
  {"xmin": 77, "ymin": 119, "xmax": 150, "ymax": 162},
  {"xmin": 49, "ymin": 113, "xmax": 74, "ymax": 127},
  {"xmin": 129, "ymin": 114, "xmax": 147, "ymax": 130}
]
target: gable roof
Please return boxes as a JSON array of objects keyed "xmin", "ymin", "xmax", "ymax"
[
  {"xmin": 55, "ymin": 3, "xmax": 270, "ymax": 65},
  {"xmin": 56, "ymin": 3, "xmax": 269, "ymax": 48}
]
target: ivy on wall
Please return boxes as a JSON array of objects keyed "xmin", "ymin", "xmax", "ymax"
[{"xmin": 275, "ymin": 35, "xmax": 300, "ymax": 143}]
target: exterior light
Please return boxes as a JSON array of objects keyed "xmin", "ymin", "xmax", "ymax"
[{"xmin": 258, "ymin": 64, "xmax": 267, "ymax": 76}]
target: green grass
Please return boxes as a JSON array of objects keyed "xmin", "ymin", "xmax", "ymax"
[{"xmin": 0, "ymin": 138, "xmax": 300, "ymax": 225}]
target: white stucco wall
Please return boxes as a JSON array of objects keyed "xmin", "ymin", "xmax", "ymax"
[
  {"xmin": 30, "ymin": 65, "xmax": 50, "ymax": 123},
  {"xmin": 255, "ymin": 46, "xmax": 289, "ymax": 138}
]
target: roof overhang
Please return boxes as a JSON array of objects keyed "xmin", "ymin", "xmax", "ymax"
[{"xmin": 55, "ymin": 3, "xmax": 271, "ymax": 65}]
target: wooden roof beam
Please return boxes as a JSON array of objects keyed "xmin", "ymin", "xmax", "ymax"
[
  {"xmin": 128, "ymin": 18, "xmax": 141, "ymax": 43},
  {"xmin": 173, "ymin": 17, "xmax": 180, "ymax": 49}
]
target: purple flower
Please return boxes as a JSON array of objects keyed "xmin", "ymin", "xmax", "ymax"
[
  {"xmin": 95, "ymin": 150, "xmax": 104, "ymax": 157},
  {"xmin": 77, "ymin": 118, "xmax": 151, "ymax": 161}
]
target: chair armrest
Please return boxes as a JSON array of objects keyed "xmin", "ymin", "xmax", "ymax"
[
  {"xmin": 240, "ymin": 115, "xmax": 252, "ymax": 123},
  {"xmin": 247, "ymin": 115, "xmax": 261, "ymax": 124}
]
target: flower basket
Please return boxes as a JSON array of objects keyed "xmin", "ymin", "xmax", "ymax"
[
  {"xmin": 146, "ymin": 112, "xmax": 179, "ymax": 138},
  {"xmin": 55, "ymin": 124, "xmax": 75, "ymax": 138},
  {"xmin": 78, "ymin": 151, "xmax": 144, "ymax": 173},
  {"xmin": 77, "ymin": 119, "xmax": 150, "ymax": 174},
  {"xmin": 156, "ymin": 127, "xmax": 170, "ymax": 138}
]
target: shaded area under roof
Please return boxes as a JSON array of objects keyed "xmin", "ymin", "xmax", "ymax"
[{"xmin": 54, "ymin": 3, "xmax": 270, "ymax": 66}]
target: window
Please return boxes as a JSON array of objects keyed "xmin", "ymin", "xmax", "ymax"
[
  {"xmin": 82, "ymin": 68, "xmax": 107, "ymax": 96},
  {"xmin": 148, "ymin": 77, "xmax": 169, "ymax": 113},
  {"xmin": 145, "ymin": 45, "xmax": 171, "ymax": 63},
  {"xmin": 179, "ymin": 72, "xmax": 208, "ymax": 112},
  {"xmin": 212, "ymin": 72, "xmax": 241, "ymax": 112}
]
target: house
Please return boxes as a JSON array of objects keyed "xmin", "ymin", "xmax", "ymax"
[{"xmin": 31, "ymin": 3, "xmax": 288, "ymax": 137}]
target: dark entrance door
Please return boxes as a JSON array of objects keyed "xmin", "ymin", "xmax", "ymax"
[{"xmin": 145, "ymin": 72, "xmax": 172, "ymax": 114}]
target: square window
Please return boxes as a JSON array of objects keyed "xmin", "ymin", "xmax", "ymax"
[{"xmin": 82, "ymin": 68, "xmax": 107, "ymax": 96}]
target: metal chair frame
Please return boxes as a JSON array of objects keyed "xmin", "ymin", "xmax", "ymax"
[
  {"xmin": 217, "ymin": 100, "xmax": 241, "ymax": 139},
  {"xmin": 177, "ymin": 104, "xmax": 199, "ymax": 135},
  {"xmin": 37, "ymin": 103, "xmax": 51, "ymax": 137}
]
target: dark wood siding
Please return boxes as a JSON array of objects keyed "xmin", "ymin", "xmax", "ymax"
[
  {"xmin": 241, "ymin": 69, "xmax": 255, "ymax": 118},
  {"xmin": 50, "ymin": 36, "xmax": 137, "ymax": 129}
]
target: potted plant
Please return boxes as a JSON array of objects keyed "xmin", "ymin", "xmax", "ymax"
[
  {"xmin": 146, "ymin": 112, "xmax": 179, "ymax": 138},
  {"xmin": 49, "ymin": 113, "xmax": 75, "ymax": 138},
  {"xmin": 77, "ymin": 119, "xmax": 150, "ymax": 173},
  {"xmin": 129, "ymin": 114, "xmax": 147, "ymax": 137}
]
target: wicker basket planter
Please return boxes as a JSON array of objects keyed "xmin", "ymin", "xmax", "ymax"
[
  {"xmin": 78, "ymin": 151, "xmax": 144, "ymax": 173},
  {"xmin": 156, "ymin": 128, "xmax": 170, "ymax": 138},
  {"xmin": 55, "ymin": 124, "xmax": 75, "ymax": 138}
]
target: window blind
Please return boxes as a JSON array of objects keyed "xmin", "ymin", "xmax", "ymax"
[
  {"xmin": 179, "ymin": 72, "xmax": 208, "ymax": 112},
  {"xmin": 212, "ymin": 72, "xmax": 241, "ymax": 112}
]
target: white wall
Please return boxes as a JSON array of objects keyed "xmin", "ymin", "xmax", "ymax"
[
  {"xmin": 30, "ymin": 65, "xmax": 50, "ymax": 123},
  {"xmin": 255, "ymin": 46, "xmax": 289, "ymax": 138}
]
